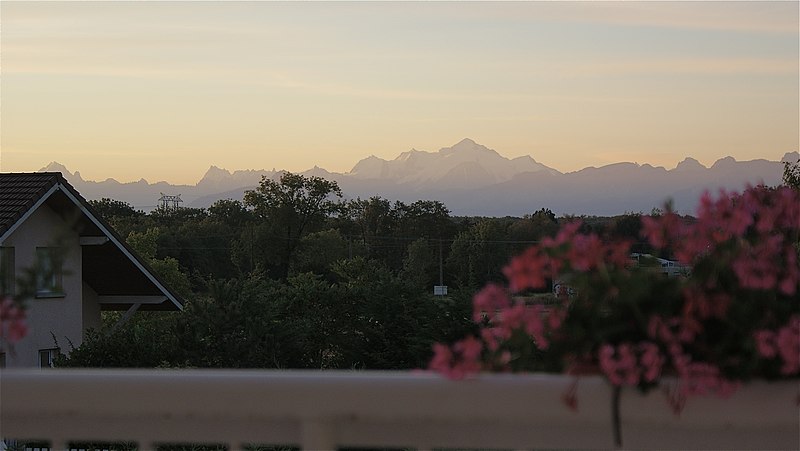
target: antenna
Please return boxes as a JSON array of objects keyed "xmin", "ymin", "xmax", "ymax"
[{"xmin": 158, "ymin": 193, "xmax": 183, "ymax": 211}]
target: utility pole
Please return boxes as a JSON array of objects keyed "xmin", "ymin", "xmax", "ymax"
[
  {"xmin": 439, "ymin": 238, "xmax": 444, "ymax": 286},
  {"xmin": 434, "ymin": 238, "xmax": 447, "ymax": 297}
]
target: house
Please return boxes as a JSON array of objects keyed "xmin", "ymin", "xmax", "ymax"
[{"xmin": 0, "ymin": 172, "xmax": 183, "ymax": 368}]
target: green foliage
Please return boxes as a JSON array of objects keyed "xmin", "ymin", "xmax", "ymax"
[
  {"xmin": 58, "ymin": 312, "xmax": 182, "ymax": 367},
  {"xmin": 89, "ymin": 197, "xmax": 141, "ymax": 215},
  {"xmin": 208, "ymin": 199, "xmax": 251, "ymax": 226},
  {"xmin": 400, "ymin": 238, "xmax": 437, "ymax": 290},
  {"xmin": 127, "ymin": 228, "xmax": 160, "ymax": 259},
  {"xmin": 61, "ymin": 258, "xmax": 474, "ymax": 370},
  {"xmin": 149, "ymin": 256, "xmax": 193, "ymax": 299},
  {"xmin": 292, "ymin": 229, "xmax": 356, "ymax": 277},
  {"xmin": 243, "ymin": 172, "xmax": 343, "ymax": 279},
  {"xmin": 68, "ymin": 189, "xmax": 674, "ymax": 373},
  {"xmin": 508, "ymin": 208, "xmax": 558, "ymax": 244},
  {"xmin": 125, "ymin": 227, "xmax": 192, "ymax": 298},
  {"xmin": 783, "ymin": 157, "xmax": 800, "ymax": 189},
  {"xmin": 447, "ymin": 218, "xmax": 510, "ymax": 290}
]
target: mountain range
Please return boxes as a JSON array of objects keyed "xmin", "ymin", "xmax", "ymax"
[{"xmin": 35, "ymin": 138, "xmax": 796, "ymax": 217}]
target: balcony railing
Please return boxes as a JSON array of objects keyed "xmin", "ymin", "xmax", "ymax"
[{"xmin": 1, "ymin": 369, "xmax": 797, "ymax": 450}]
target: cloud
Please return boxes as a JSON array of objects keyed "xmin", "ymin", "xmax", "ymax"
[
  {"xmin": 560, "ymin": 57, "xmax": 799, "ymax": 78},
  {"xmin": 465, "ymin": 2, "xmax": 799, "ymax": 35}
]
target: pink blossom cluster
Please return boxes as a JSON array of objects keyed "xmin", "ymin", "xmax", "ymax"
[
  {"xmin": 503, "ymin": 221, "xmax": 631, "ymax": 292},
  {"xmin": 0, "ymin": 296, "xmax": 28, "ymax": 343},
  {"xmin": 598, "ymin": 342, "xmax": 664, "ymax": 386},
  {"xmin": 430, "ymin": 185, "xmax": 799, "ymax": 413},
  {"xmin": 753, "ymin": 315, "xmax": 800, "ymax": 375},
  {"xmin": 647, "ymin": 315, "xmax": 701, "ymax": 345},
  {"xmin": 646, "ymin": 314, "xmax": 738, "ymax": 407},
  {"xmin": 471, "ymin": 283, "xmax": 566, "ymax": 353},
  {"xmin": 429, "ymin": 336, "xmax": 484, "ymax": 380},
  {"xmin": 664, "ymin": 343, "xmax": 739, "ymax": 413},
  {"xmin": 642, "ymin": 185, "xmax": 800, "ymax": 297},
  {"xmin": 431, "ymin": 282, "xmax": 562, "ymax": 379},
  {"xmin": 664, "ymin": 359, "xmax": 741, "ymax": 415}
]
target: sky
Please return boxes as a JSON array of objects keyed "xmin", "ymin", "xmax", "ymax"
[{"xmin": 1, "ymin": 1, "xmax": 798, "ymax": 185}]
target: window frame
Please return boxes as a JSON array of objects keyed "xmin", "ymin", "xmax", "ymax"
[
  {"xmin": 38, "ymin": 348, "xmax": 59, "ymax": 368},
  {"xmin": 35, "ymin": 247, "xmax": 64, "ymax": 298},
  {"xmin": 0, "ymin": 246, "xmax": 14, "ymax": 297}
]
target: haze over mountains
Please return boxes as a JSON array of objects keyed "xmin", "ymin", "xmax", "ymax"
[{"xmin": 37, "ymin": 138, "xmax": 795, "ymax": 217}]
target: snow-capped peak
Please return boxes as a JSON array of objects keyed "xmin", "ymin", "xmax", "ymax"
[{"xmin": 348, "ymin": 139, "xmax": 559, "ymax": 187}]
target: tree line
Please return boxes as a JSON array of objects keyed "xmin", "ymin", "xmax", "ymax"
[{"xmin": 58, "ymin": 172, "xmax": 660, "ymax": 370}]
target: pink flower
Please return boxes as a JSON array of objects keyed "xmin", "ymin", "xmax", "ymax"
[
  {"xmin": 731, "ymin": 235, "xmax": 783, "ymax": 291},
  {"xmin": 598, "ymin": 343, "xmax": 641, "ymax": 387},
  {"xmin": 455, "ymin": 335, "xmax": 483, "ymax": 363},
  {"xmin": 522, "ymin": 305, "xmax": 547, "ymax": 349},
  {"xmin": 779, "ymin": 248, "xmax": 799, "ymax": 296},
  {"xmin": 606, "ymin": 240, "xmax": 633, "ymax": 268},
  {"xmin": 682, "ymin": 287, "xmax": 730, "ymax": 320},
  {"xmin": 642, "ymin": 212, "xmax": 683, "ymax": 250},
  {"xmin": 561, "ymin": 379, "xmax": 579, "ymax": 412},
  {"xmin": 753, "ymin": 330, "xmax": 777, "ymax": 358},
  {"xmin": 0, "ymin": 296, "xmax": 27, "ymax": 344},
  {"xmin": 776, "ymin": 316, "xmax": 800, "ymax": 375},
  {"xmin": 665, "ymin": 344, "xmax": 740, "ymax": 408},
  {"xmin": 639, "ymin": 342, "xmax": 665, "ymax": 382},
  {"xmin": 430, "ymin": 185, "xmax": 800, "ymax": 413},
  {"xmin": 503, "ymin": 247, "xmax": 549, "ymax": 292},
  {"xmin": 498, "ymin": 304, "xmax": 527, "ymax": 331},
  {"xmin": 480, "ymin": 328, "xmax": 501, "ymax": 352},
  {"xmin": 429, "ymin": 336, "xmax": 485, "ymax": 380},
  {"xmin": 552, "ymin": 221, "xmax": 582, "ymax": 247},
  {"xmin": 472, "ymin": 283, "xmax": 511, "ymax": 323},
  {"xmin": 567, "ymin": 233, "xmax": 604, "ymax": 271}
]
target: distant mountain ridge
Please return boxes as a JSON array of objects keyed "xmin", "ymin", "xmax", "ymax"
[
  {"xmin": 34, "ymin": 139, "xmax": 797, "ymax": 216},
  {"xmin": 349, "ymin": 138, "xmax": 560, "ymax": 189}
]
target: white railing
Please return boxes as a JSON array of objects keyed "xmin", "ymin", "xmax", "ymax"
[{"xmin": 1, "ymin": 369, "xmax": 798, "ymax": 450}]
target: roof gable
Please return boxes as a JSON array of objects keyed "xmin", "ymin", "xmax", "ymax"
[{"xmin": 0, "ymin": 172, "xmax": 183, "ymax": 310}]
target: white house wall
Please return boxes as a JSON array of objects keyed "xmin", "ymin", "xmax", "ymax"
[{"xmin": 2, "ymin": 204, "xmax": 84, "ymax": 368}]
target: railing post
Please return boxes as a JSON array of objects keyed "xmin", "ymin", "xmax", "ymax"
[{"xmin": 301, "ymin": 418, "xmax": 336, "ymax": 451}]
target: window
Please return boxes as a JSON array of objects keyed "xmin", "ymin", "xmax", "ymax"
[
  {"xmin": 39, "ymin": 348, "xmax": 59, "ymax": 368},
  {"xmin": 36, "ymin": 247, "xmax": 63, "ymax": 297},
  {"xmin": 0, "ymin": 247, "xmax": 14, "ymax": 297},
  {"xmin": 0, "ymin": 352, "xmax": 6, "ymax": 368}
]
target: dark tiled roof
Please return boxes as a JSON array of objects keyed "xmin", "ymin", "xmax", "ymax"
[{"xmin": 0, "ymin": 172, "xmax": 65, "ymax": 238}]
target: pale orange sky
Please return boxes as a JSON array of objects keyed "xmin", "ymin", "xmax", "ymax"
[{"xmin": 1, "ymin": 1, "xmax": 798, "ymax": 185}]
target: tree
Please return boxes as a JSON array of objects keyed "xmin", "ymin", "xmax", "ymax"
[
  {"xmin": 88, "ymin": 198, "xmax": 142, "ymax": 219},
  {"xmin": 609, "ymin": 212, "xmax": 644, "ymax": 251},
  {"xmin": 243, "ymin": 172, "xmax": 343, "ymax": 279},
  {"xmin": 391, "ymin": 200, "xmax": 454, "ymax": 271},
  {"xmin": 342, "ymin": 196, "xmax": 399, "ymax": 265},
  {"xmin": 88, "ymin": 198, "xmax": 145, "ymax": 237},
  {"xmin": 126, "ymin": 228, "xmax": 192, "ymax": 298},
  {"xmin": 508, "ymin": 208, "xmax": 559, "ymax": 247},
  {"xmin": 401, "ymin": 238, "xmax": 437, "ymax": 290},
  {"xmin": 344, "ymin": 197, "xmax": 396, "ymax": 244},
  {"xmin": 293, "ymin": 229, "xmax": 358, "ymax": 277},
  {"xmin": 208, "ymin": 199, "xmax": 251, "ymax": 227},
  {"xmin": 783, "ymin": 157, "xmax": 800, "ymax": 190},
  {"xmin": 396, "ymin": 200, "xmax": 453, "ymax": 239},
  {"xmin": 447, "ymin": 218, "xmax": 510, "ymax": 289}
]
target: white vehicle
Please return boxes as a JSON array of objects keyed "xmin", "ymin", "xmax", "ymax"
[{"xmin": 630, "ymin": 253, "xmax": 690, "ymax": 277}]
